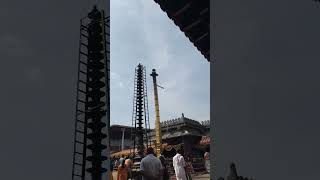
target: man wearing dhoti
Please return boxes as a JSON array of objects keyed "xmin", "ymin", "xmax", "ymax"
[{"xmin": 173, "ymin": 149, "xmax": 187, "ymax": 180}]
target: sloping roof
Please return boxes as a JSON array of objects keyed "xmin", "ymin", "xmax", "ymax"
[
  {"xmin": 161, "ymin": 116, "xmax": 205, "ymax": 130},
  {"xmin": 153, "ymin": 0, "xmax": 210, "ymax": 61},
  {"xmin": 111, "ymin": 144, "xmax": 168, "ymax": 157},
  {"xmin": 110, "ymin": 124, "xmax": 133, "ymax": 129},
  {"xmin": 200, "ymin": 120, "xmax": 210, "ymax": 128},
  {"xmin": 162, "ymin": 129, "xmax": 202, "ymax": 139},
  {"xmin": 111, "ymin": 148, "xmax": 137, "ymax": 157}
]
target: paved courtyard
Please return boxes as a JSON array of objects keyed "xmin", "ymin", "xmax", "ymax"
[
  {"xmin": 112, "ymin": 171, "xmax": 210, "ymax": 180},
  {"xmin": 170, "ymin": 173, "xmax": 210, "ymax": 180},
  {"xmin": 192, "ymin": 173, "xmax": 210, "ymax": 180}
]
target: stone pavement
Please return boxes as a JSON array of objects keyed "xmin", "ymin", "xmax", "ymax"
[
  {"xmin": 112, "ymin": 171, "xmax": 210, "ymax": 180},
  {"xmin": 112, "ymin": 171, "xmax": 117, "ymax": 179},
  {"xmin": 169, "ymin": 173, "xmax": 210, "ymax": 180},
  {"xmin": 192, "ymin": 173, "xmax": 210, "ymax": 180}
]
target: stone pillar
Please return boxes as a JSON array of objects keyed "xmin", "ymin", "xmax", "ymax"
[{"xmin": 121, "ymin": 128, "xmax": 125, "ymax": 151}]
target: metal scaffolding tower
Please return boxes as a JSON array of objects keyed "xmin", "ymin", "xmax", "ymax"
[
  {"xmin": 131, "ymin": 64, "xmax": 151, "ymax": 156},
  {"xmin": 71, "ymin": 5, "xmax": 110, "ymax": 180},
  {"xmin": 131, "ymin": 64, "xmax": 151, "ymax": 179}
]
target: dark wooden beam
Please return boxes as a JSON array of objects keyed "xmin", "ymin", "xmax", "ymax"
[
  {"xmin": 172, "ymin": 2, "xmax": 192, "ymax": 17},
  {"xmin": 194, "ymin": 32, "xmax": 209, "ymax": 43},
  {"xmin": 205, "ymin": 50, "xmax": 210, "ymax": 56},
  {"xmin": 183, "ymin": 19, "xmax": 202, "ymax": 31},
  {"xmin": 200, "ymin": 8, "xmax": 209, "ymax": 15}
]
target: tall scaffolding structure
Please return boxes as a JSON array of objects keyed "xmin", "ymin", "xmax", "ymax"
[
  {"xmin": 71, "ymin": 5, "xmax": 110, "ymax": 180},
  {"xmin": 131, "ymin": 64, "xmax": 151, "ymax": 155},
  {"xmin": 131, "ymin": 64, "xmax": 151, "ymax": 175}
]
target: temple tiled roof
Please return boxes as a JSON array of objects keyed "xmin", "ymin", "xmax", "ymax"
[
  {"xmin": 201, "ymin": 120, "xmax": 210, "ymax": 127},
  {"xmin": 162, "ymin": 129, "xmax": 202, "ymax": 139},
  {"xmin": 161, "ymin": 117, "xmax": 209, "ymax": 129}
]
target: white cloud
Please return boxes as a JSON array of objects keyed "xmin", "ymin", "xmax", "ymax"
[
  {"xmin": 110, "ymin": 72, "xmax": 125, "ymax": 89},
  {"xmin": 110, "ymin": 72, "xmax": 120, "ymax": 80},
  {"xmin": 119, "ymin": 82, "xmax": 124, "ymax": 88}
]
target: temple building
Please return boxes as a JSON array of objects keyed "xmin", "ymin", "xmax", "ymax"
[
  {"xmin": 109, "ymin": 124, "xmax": 152, "ymax": 154},
  {"xmin": 199, "ymin": 120, "xmax": 210, "ymax": 146},
  {"xmin": 109, "ymin": 125, "xmax": 134, "ymax": 153},
  {"xmin": 154, "ymin": 114, "xmax": 210, "ymax": 173},
  {"xmin": 110, "ymin": 114, "xmax": 210, "ymax": 174},
  {"xmin": 150, "ymin": 114, "xmax": 209, "ymax": 157},
  {"xmin": 110, "ymin": 114, "xmax": 210, "ymax": 156}
]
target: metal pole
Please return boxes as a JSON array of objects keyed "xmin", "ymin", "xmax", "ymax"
[{"xmin": 150, "ymin": 69, "xmax": 162, "ymax": 156}]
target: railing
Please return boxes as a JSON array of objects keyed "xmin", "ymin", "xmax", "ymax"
[
  {"xmin": 161, "ymin": 118, "xmax": 210, "ymax": 128},
  {"xmin": 200, "ymin": 120, "xmax": 210, "ymax": 127}
]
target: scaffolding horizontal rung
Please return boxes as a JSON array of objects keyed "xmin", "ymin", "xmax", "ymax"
[
  {"xmin": 77, "ymin": 89, "xmax": 86, "ymax": 94},
  {"xmin": 80, "ymin": 51, "xmax": 88, "ymax": 57},
  {"xmin": 74, "ymin": 151, "xmax": 83, "ymax": 155},
  {"xmin": 76, "ymin": 120, "xmax": 85, "ymax": 124},
  {"xmin": 78, "ymin": 80, "xmax": 86, "ymax": 84},
  {"xmin": 73, "ymin": 174, "xmax": 82, "ymax": 177},
  {"xmin": 80, "ymin": 42, "xmax": 88, "ymax": 47},
  {"xmin": 74, "ymin": 162, "xmax": 82, "ymax": 166},
  {"xmin": 75, "ymin": 140, "xmax": 84, "ymax": 144},
  {"xmin": 77, "ymin": 99, "xmax": 86, "ymax": 104},
  {"xmin": 79, "ymin": 70, "xmax": 87, "ymax": 75},
  {"xmin": 77, "ymin": 109, "xmax": 85, "ymax": 113},
  {"xmin": 76, "ymin": 130, "xmax": 84, "ymax": 134},
  {"xmin": 81, "ymin": 33, "xmax": 88, "ymax": 38},
  {"xmin": 79, "ymin": 61, "xmax": 87, "ymax": 65},
  {"xmin": 81, "ymin": 25, "xmax": 88, "ymax": 31}
]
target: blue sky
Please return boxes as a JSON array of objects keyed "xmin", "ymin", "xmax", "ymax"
[{"xmin": 110, "ymin": 0, "xmax": 210, "ymax": 128}]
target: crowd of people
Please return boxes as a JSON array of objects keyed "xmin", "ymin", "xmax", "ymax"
[
  {"xmin": 110, "ymin": 147, "xmax": 210, "ymax": 180},
  {"xmin": 110, "ymin": 154, "xmax": 134, "ymax": 180}
]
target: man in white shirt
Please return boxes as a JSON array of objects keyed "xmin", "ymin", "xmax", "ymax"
[
  {"xmin": 173, "ymin": 148, "xmax": 187, "ymax": 180},
  {"xmin": 140, "ymin": 147, "xmax": 163, "ymax": 180}
]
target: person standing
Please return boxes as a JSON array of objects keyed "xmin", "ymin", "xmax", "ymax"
[
  {"xmin": 117, "ymin": 158, "xmax": 128, "ymax": 180},
  {"xmin": 109, "ymin": 160, "xmax": 114, "ymax": 180},
  {"xmin": 159, "ymin": 155, "xmax": 169, "ymax": 180},
  {"xmin": 173, "ymin": 149, "xmax": 187, "ymax": 180},
  {"xmin": 204, "ymin": 146, "xmax": 210, "ymax": 173},
  {"xmin": 140, "ymin": 147, "xmax": 163, "ymax": 180},
  {"xmin": 125, "ymin": 157, "xmax": 133, "ymax": 179},
  {"xmin": 115, "ymin": 158, "xmax": 120, "ymax": 170}
]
